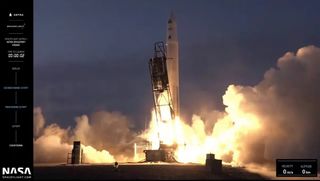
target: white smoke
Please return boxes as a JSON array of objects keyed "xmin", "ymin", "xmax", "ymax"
[
  {"xmin": 199, "ymin": 45, "xmax": 320, "ymax": 168},
  {"xmin": 33, "ymin": 107, "xmax": 45, "ymax": 138},
  {"xmin": 34, "ymin": 122, "xmax": 72, "ymax": 163},
  {"xmin": 72, "ymin": 111, "xmax": 140, "ymax": 161},
  {"xmin": 229, "ymin": 45, "xmax": 320, "ymax": 164},
  {"xmin": 33, "ymin": 108, "xmax": 139, "ymax": 164}
]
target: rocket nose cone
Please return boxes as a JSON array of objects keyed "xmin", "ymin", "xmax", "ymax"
[{"xmin": 168, "ymin": 11, "xmax": 175, "ymax": 24}]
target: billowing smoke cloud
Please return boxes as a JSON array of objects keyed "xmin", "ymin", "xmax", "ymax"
[
  {"xmin": 226, "ymin": 45, "xmax": 320, "ymax": 164},
  {"xmin": 71, "ymin": 111, "xmax": 141, "ymax": 161},
  {"xmin": 34, "ymin": 107, "xmax": 73, "ymax": 163},
  {"xmin": 34, "ymin": 108, "xmax": 140, "ymax": 163},
  {"xmin": 194, "ymin": 45, "xmax": 320, "ymax": 168}
]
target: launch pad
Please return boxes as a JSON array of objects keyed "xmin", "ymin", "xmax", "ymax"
[
  {"xmin": 34, "ymin": 163, "xmax": 268, "ymax": 180},
  {"xmin": 144, "ymin": 143, "xmax": 177, "ymax": 162}
]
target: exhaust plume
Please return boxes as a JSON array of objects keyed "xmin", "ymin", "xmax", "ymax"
[
  {"xmin": 209, "ymin": 45, "xmax": 320, "ymax": 165},
  {"xmin": 232, "ymin": 45, "xmax": 320, "ymax": 163},
  {"xmin": 141, "ymin": 45, "xmax": 320, "ymax": 167}
]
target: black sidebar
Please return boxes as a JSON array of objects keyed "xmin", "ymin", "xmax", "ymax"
[{"xmin": 0, "ymin": 0, "xmax": 33, "ymax": 180}]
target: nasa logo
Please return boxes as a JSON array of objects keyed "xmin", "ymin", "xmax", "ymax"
[{"xmin": 2, "ymin": 167, "xmax": 31, "ymax": 175}]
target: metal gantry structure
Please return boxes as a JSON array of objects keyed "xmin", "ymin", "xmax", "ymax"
[
  {"xmin": 148, "ymin": 41, "xmax": 175, "ymax": 145},
  {"xmin": 145, "ymin": 42, "xmax": 177, "ymax": 162}
]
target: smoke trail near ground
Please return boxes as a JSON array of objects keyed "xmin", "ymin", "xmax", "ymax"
[
  {"xmin": 33, "ymin": 108, "xmax": 140, "ymax": 163},
  {"xmin": 71, "ymin": 111, "xmax": 141, "ymax": 161},
  {"xmin": 34, "ymin": 109, "xmax": 73, "ymax": 163},
  {"xmin": 217, "ymin": 45, "xmax": 320, "ymax": 166},
  {"xmin": 228, "ymin": 45, "xmax": 320, "ymax": 165}
]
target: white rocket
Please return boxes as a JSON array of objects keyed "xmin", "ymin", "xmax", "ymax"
[{"xmin": 166, "ymin": 13, "xmax": 180, "ymax": 117}]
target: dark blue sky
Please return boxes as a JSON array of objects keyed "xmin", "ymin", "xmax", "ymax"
[{"xmin": 34, "ymin": 0, "xmax": 320, "ymax": 129}]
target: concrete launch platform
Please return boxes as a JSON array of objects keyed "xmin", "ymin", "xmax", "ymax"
[{"xmin": 34, "ymin": 163, "xmax": 268, "ymax": 180}]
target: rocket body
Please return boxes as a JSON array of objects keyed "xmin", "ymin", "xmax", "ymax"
[{"xmin": 166, "ymin": 14, "xmax": 180, "ymax": 117}]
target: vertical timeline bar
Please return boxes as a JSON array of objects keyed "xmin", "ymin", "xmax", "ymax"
[{"xmin": 0, "ymin": 0, "xmax": 33, "ymax": 180}]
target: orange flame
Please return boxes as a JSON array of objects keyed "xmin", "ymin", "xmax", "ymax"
[{"xmin": 141, "ymin": 85, "xmax": 262, "ymax": 165}]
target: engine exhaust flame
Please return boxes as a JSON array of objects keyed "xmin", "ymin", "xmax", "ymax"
[{"xmin": 141, "ymin": 85, "xmax": 262, "ymax": 165}]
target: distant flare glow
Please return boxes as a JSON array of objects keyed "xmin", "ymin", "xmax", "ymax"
[{"xmin": 134, "ymin": 143, "xmax": 137, "ymax": 161}]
